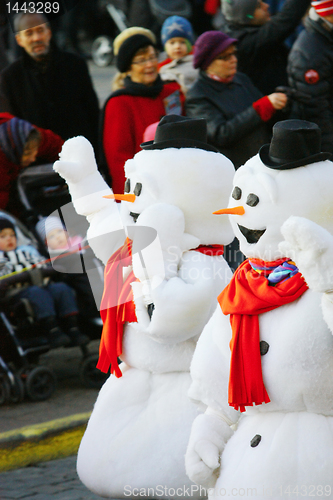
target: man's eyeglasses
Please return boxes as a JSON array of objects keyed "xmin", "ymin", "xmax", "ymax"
[
  {"xmin": 216, "ymin": 50, "xmax": 238, "ymax": 62},
  {"xmin": 132, "ymin": 55, "xmax": 158, "ymax": 66}
]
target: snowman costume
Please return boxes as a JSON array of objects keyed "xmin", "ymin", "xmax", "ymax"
[
  {"xmin": 53, "ymin": 116, "xmax": 235, "ymax": 499},
  {"xmin": 185, "ymin": 120, "xmax": 333, "ymax": 499}
]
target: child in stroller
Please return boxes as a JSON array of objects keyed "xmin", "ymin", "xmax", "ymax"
[
  {"xmin": 0, "ymin": 215, "xmax": 89, "ymax": 348},
  {"xmin": 35, "ymin": 215, "xmax": 103, "ymax": 327}
]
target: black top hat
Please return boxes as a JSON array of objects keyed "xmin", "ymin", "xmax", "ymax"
[
  {"xmin": 140, "ymin": 115, "xmax": 219, "ymax": 152},
  {"xmin": 259, "ymin": 119, "xmax": 332, "ymax": 170}
]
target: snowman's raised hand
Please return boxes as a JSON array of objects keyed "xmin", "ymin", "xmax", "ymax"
[
  {"xmin": 185, "ymin": 413, "xmax": 233, "ymax": 489},
  {"xmin": 279, "ymin": 216, "xmax": 333, "ymax": 293},
  {"xmin": 54, "ymin": 136, "xmax": 98, "ymax": 183},
  {"xmin": 54, "ymin": 136, "xmax": 112, "ymax": 217},
  {"xmin": 133, "ymin": 203, "xmax": 199, "ymax": 282}
]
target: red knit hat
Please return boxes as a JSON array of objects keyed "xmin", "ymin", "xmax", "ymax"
[
  {"xmin": 193, "ymin": 31, "xmax": 238, "ymax": 70},
  {"xmin": 311, "ymin": 0, "xmax": 333, "ymax": 16}
]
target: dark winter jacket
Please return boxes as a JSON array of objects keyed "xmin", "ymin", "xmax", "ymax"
[
  {"xmin": 224, "ymin": 0, "xmax": 310, "ymax": 94},
  {"xmin": 185, "ymin": 71, "xmax": 271, "ymax": 168},
  {"xmin": 287, "ymin": 13, "xmax": 333, "ymax": 153},
  {"xmin": 0, "ymin": 45, "xmax": 100, "ymax": 153}
]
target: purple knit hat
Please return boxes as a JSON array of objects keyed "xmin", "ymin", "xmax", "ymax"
[{"xmin": 193, "ymin": 31, "xmax": 238, "ymax": 70}]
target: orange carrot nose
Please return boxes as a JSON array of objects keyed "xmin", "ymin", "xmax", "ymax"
[
  {"xmin": 103, "ymin": 193, "xmax": 136, "ymax": 202},
  {"xmin": 213, "ymin": 206, "xmax": 245, "ymax": 215}
]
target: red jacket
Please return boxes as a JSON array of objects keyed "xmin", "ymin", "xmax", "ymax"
[
  {"xmin": 0, "ymin": 113, "xmax": 64, "ymax": 210},
  {"xmin": 103, "ymin": 82, "xmax": 184, "ymax": 195}
]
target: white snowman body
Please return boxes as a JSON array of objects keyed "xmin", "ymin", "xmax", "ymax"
[
  {"xmin": 54, "ymin": 137, "xmax": 235, "ymax": 499},
  {"xmin": 186, "ymin": 154, "xmax": 333, "ymax": 499}
]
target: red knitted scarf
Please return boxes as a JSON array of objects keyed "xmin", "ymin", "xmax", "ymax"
[
  {"xmin": 218, "ymin": 258, "xmax": 308, "ymax": 412},
  {"xmin": 97, "ymin": 241, "xmax": 224, "ymax": 377}
]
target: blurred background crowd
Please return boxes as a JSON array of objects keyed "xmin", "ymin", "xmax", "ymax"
[{"xmin": 0, "ymin": 0, "xmax": 331, "ymax": 402}]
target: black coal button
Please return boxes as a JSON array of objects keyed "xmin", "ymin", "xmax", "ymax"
[
  {"xmin": 250, "ymin": 434, "xmax": 261, "ymax": 447},
  {"xmin": 260, "ymin": 340, "xmax": 269, "ymax": 355}
]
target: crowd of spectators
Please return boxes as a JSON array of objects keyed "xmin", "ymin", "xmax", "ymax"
[{"xmin": 0, "ymin": 0, "xmax": 331, "ymax": 346}]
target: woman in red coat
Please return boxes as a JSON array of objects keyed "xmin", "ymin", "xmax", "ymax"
[
  {"xmin": 0, "ymin": 113, "xmax": 64, "ymax": 211},
  {"xmin": 102, "ymin": 31, "xmax": 185, "ymax": 194}
]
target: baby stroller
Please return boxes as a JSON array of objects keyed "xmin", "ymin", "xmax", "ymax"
[
  {"xmin": 15, "ymin": 165, "xmax": 108, "ymax": 390},
  {"xmin": 0, "ymin": 211, "xmax": 57, "ymax": 404}
]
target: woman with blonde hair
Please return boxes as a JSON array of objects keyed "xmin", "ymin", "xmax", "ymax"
[{"xmin": 101, "ymin": 27, "xmax": 185, "ymax": 194}]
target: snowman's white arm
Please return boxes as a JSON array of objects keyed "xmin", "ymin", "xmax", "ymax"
[
  {"xmin": 141, "ymin": 254, "xmax": 232, "ymax": 344},
  {"xmin": 53, "ymin": 137, "xmax": 126, "ymax": 265},
  {"xmin": 185, "ymin": 408, "xmax": 234, "ymax": 489},
  {"xmin": 185, "ymin": 306, "xmax": 239, "ymax": 488},
  {"xmin": 279, "ymin": 216, "xmax": 333, "ymax": 333}
]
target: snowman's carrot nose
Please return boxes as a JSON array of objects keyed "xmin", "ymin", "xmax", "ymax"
[
  {"xmin": 213, "ymin": 206, "xmax": 245, "ymax": 215},
  {"xmin": 103, "ymin": 193, "xmax": 136, "ymax": 202}
]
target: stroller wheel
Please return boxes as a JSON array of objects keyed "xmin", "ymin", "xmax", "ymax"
[
  {"xmin": 8, "ymin": 373, "xmax": 25, "ymax": 404},
  {"xmin": 79, "ymin": 354, "xmax": 108, "ymax": 389},
  {"xmin": 0, "ymin": 375, "xmax": 10, "ymax": 405},
  {"xmin": 91, "ymin": 36, "xmax": 113, "ymax": 67},
  {"xmin": 25, "ymin": 366, "xmax": 57, "ymax": 402}
]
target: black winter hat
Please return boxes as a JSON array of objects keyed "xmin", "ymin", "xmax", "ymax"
[
  {"xmin": 259, "ymin": 119, "xmax": 332, "ymax": 170},
  {"xmin": 116, "ymin": 34, "xmax": 156, "ymax": 73},
  {"xmin": 141, "ymin": 114, "xmax": 219, "ymax": 152},
  {"xmin": 0, "ymin": 217, "xmax": 16, "ymax": 234}
]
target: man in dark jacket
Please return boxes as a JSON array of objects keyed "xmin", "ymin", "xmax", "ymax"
[
  {"xmin": 287, "ymin": 1, "xmax": 333, "ymax": 153},
  {"xmin": 0, "ymin": 12, "xmax": 99, "ymax": 154},
  {"xmin": 221, "ymin": 0, "xmax": 311, "ymax": 94}
]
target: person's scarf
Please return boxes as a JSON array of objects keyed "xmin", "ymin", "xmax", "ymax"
[
  {"xmin": 0, "ymin": 117, "xmax": 34, "ymax": 164},
  {"xmin": 110, "ymin": 74, "xmax": 164, "ymax": 99},
  {"xmin": 218, "ymin": 258, "xmax": 308, "ymax": 412}
]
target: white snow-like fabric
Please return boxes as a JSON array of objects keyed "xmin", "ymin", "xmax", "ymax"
[
  {"xmin": 77, "ymin": 367, "xmax": 201, "ymax": 499},
  {"xmin": 186, "ymin": 154, "xmax": 333, "ymax": 499},
  {"xmin": 54, "ymin": 136, "xmax": 235, "ymax": 499},
  {"xmin": 227, "ymin": 155, "xmax": 333, "ymax": 261},
  {"xmin": 122, "ymin": 148, "xmax": 235, "ymax": 246}
]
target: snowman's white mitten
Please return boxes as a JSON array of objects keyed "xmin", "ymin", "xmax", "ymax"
[
  {"xmin": 54, "ymin": 137, "xmax": 112, "ymax": 216},
  {"xmin": 56, "ymin": 136, "xmax": 97, "ymax": 180},
  {"xmin": 185, "ymin": 411, "xmax": 233, "ymax": 489},
  {"xmin": 279, "ymin": 216, "xmax": 333, "ymax": 293},
  {"xmin": 133, "ymin": 203, "xmax": 188, "ymax": 282}
]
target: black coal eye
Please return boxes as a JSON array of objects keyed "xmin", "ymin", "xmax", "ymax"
[
  {"xmin": 124, "ymin": 179, "xmax": 130, "ymax": 193},
  {"xmin": 134, "ymin": 183, "xmax": 142, "ymax": 196},
  {"xmin": 232, "ymin": 186, "xmax": 242, "ymax": 200},
  {"xmin": 246, "ymin": 193, "xmax": 259, "ymax": 207}
]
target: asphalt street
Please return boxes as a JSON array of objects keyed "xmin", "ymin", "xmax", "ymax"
[{"xmin": 0, "ymin": 455, "xmax": 106, "ymax": 500}]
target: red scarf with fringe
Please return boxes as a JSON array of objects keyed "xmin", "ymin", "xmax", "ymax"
[
  {"xmin": 218, "ymin": 258, "xmax": 308, "ymax": 412},
  {"xmin": 97, "ymin": 238, "xmax": 137, "ymax": 377},
  {"xmin": 97, "ymin": 242, "xmax": 224, "ymax": 377}
]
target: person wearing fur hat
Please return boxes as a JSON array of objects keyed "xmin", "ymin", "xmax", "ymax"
[
  {"xmin": 0, "ymin": 112, "xmax": 63, "ymax": 213},
  {"xmin": 101, "ymin": 28, "xmax": 185, "ymax": 194},
  {"xmin": 287, "ymin": 1, "xmax": 333, "ymax": 152},
  {"xmin": 158, "ymin": 15, "xmax": 199, "ymax": 94},
  {"xmin": 221, "ymin": 0, "xmax": 311, "ymax": 94},
  {"xmin": 186, "ymin": 31, "xmax": 288, "ymax": 169}
]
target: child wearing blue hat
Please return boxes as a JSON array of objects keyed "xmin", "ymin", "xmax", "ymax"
[{"xmin": 159, "ymin": 16, "xmax": 198, "ymax": 94}]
